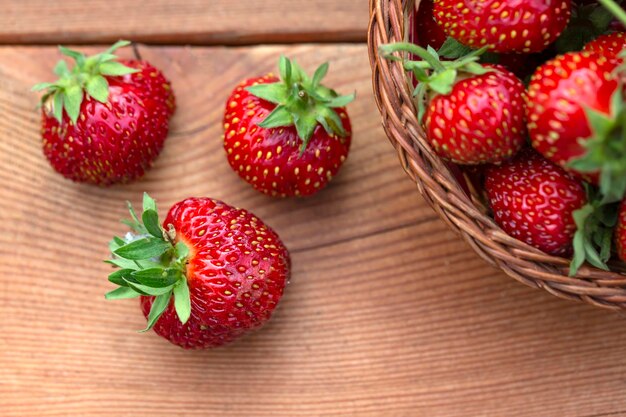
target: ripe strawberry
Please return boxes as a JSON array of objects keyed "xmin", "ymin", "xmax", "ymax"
[
  {"xmin": 615, "ymin": 199, "xmax": 626, "ymax": 261},
  {"xmin": 485, "ymin": 149, "xmax": 587, "ymax": 256},
  {"xmin": 32, "ymin": 41, "xmax": 175, "ymax": 185},
  {"xmin": 433, "ymin": 0, "xmax": 572, "ymax": 53},
  {"xmin": 223, "ymin": 57, "xmax": 354, "ymax": 197},
  {"xmin": 584, "ymin": 31, "xmax": 626, "ymax": 58},
  {"xmin": 525, "ymin": 51, "xmax": 625, "ymax": 200},
  {"xmin": 106, "ymin": 193, "xmax": 290, "ymax": 349},
  {"xmin": 424, "ymin": 64, "xmax": 526, "ymax": 164}
]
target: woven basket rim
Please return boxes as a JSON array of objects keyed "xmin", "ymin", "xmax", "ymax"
[{"xmin": 367, "ymin": 0, "xmax": 626, "ymax": 310}]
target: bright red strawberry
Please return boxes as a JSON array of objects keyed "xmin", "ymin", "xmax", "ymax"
[
  {"xmin": 525, "ymin": 51, "xmax": 624, "ymax": 197},
  {"xmin": 433, "ymin": 0, "xmax": 572, "ymax": 53},
  {"xmin": 106, "ymin": 193, "xmax": 290, "ymax": 349},
  {"xmin": 414, "ymin": 0, "xmax": 449, "ymax": 50},
  {"xmin": 33, "ymin": 41, "xmax": 175, "ymax": 185},
  {"xmin": 584, "ymin": 31, "xmax": 626, "ymax": 58},
  {"xmin": 485, "ymin": 149, "xmax": 587, "ymax": 256},
  {"xmin": 223, "ymin": 57, "xmax": 354, "ymax": 197},
  {"xmin": 616, "ymin": 199, "xmax": 626, "ymax": 261},
  {"xmin": 424, "ymin": 64, "xmax": 527, "ymax": 164}
]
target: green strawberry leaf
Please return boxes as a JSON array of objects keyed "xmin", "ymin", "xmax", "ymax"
[
  {"xmin": 140, "ymin": 291, "xmax": 173, "ymax": 332},
  {"xmin": 63, "ymin": 84, "xmax": 83, "ymax": 124},
  {"xmin": 108, "ymin": 268, "xmax": 135, "ymax": 286},
  {"xmin": 131, "ymin": 267, "xmax": 179, "ymax": 288},
  {"xmin": 99, "ymin": 61, "xmax": 138, "ymax": 76},
  {"xmin": 52, "ymin": 93, "xmax": 64, "ymax": 123},
  {"xmin": 428, "ymin": 69, "xmax": 457, "ymax": 95},
  {"xmin": 245, "ymin": 83, "xmax": 289, "ymax": 104},
  {"xmin": 173, "ymin": 279, "xmax": 191, "ymax": 325},
  {"xmin": 86, "ymin": 75, "xmax": 109, "ymax": 103},
  {"xmin": 105, "ymin": 286, "xmax": 142, "ymax": 300},
  {"xmin": 311, "ymin": 62, "xmax": 329, "ymax": 88},
  {"xmin": 114, "ymin": 238, "xmax": 171, "ymax": 260},
  {"xmin": 326, "ymin": 93, "xmax": 356, "ymax": 108},
  {"xmin": 142, "ymin": 209, "xmax": 163, "ymax": 240},
  {"xmin": 257, "ymin": 105, "xmax": 293, "ymax": 128}
]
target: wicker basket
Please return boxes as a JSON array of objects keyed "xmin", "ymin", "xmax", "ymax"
[{"xmin": 368, "ymin": 0, "xmax": 626, "ymax": 310}]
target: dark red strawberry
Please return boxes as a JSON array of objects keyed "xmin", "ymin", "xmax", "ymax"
[
  {"xmin": 106, "ymin": 193, "xmax": 290, "ymax": 349},
  {"xmin": 584, "ymin": 31, "xmax": 626, "ymax": 58},
  {"xmin": 414, "ymin": 0, "xmax": 448, "ymax": 50},
  {"xmin": 616, "ymin": 199, "xmax": 626, "ymax": 261},
  {"xmin": 223, "ymin": 57, "xmax": 354, "ymax": 197},
  {"xmin": 32, "ymin": 41, "xmax": 175, "ymax": 185},
  {"xmin": 485, "ymin": 149, "xmax": 587, "ymax": 256},
  {"xmin": 433, "ymin": 0, "xmax": 572, "ymax": 53},
  {"xmin": 424, "ymin": 64, "xmax": 526, "ymax": 164},
  {"xmin": 525, "ymin": 51, "xmax": 625, "ymax": 200}
]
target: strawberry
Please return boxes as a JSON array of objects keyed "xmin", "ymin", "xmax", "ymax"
[
  {"xmin": 380, "ymin": 43, "xmax": 526, "ymax": 165},
  {"xmin": 584, "ymin": 31, "xmax": 626, "ymax": 58},
  {"xmin": 106, "ymin": 193, "xmax": 290, "ymax": 349},
  {"xmin": 32, "ymin": 41, "xmax": 175, "ymax": 185},
  {"xmin": 615, "ymin": 199, "xmax": 626, "ymax": 261},
  {"xmin": 223, "ymin": 57, "xmax": 354, "ymax": 197},
  {"xmin": 424, "ymin": 64, "xmax": 526, "ymax": 164},
  {"xmin": 433, "ymin": 0, "xmax": 572, "ymax": 53},
  {"xmin": 525, "ymin": 51, "xmax": 626, "ymax": 201},
  {"xmin": 485, "ymin": 149, "xmax": 587, "ymax": 256}
]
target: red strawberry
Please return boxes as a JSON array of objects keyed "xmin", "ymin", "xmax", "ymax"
[
  {"xmin": 223, "ymin": 57, "xmax": 354, "ymax": 197},
  {"xmin": 525, "ymin": 51, "xmax": 625, "ymax": 199},
  {"xmin": 584, "ymin": 31, "xmax": 626, "ymax": 58},
  {"xmin": 106, "ymin": 193, "xmax": 290, "ymax": 349},
  {"xmin": 485, "ymin": 149, "xmax": 587, "ymax": 256},
  {"xmin": 414, "ymin": 0, "xmax": 448, "ymax": 50},
  {"xmin": 616, "ymin": 199, "xmax": 626, "ymax": 261},
  {"xmin": 32, "ymin": 41, "xmax": 175, "ymax": 185},
  {"xmin": 424, "ymin": 64, "xmax": 527, "ymax": 164},
  {"xmin": 433, "ymin": 0, "xmax": 572, "ymax": 53}
]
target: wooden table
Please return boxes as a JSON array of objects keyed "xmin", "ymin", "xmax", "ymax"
[{"xmin": 2, "ymin": 2, "xmax": 626, "ymax": 416}]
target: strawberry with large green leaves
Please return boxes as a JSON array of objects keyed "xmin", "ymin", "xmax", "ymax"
[
  {"xmin": 379, "ymin": 43, "xmax": 526, "ymax": 165},
  {"xmin": 526, "ymin": 51, "xmax": 625, "ymax": 202},
  {"xmin": 106, "ymin": 194, "xmax": 290, "ymax": 349},
  {"xmin": 223, "ymin": 56, "xmax": 354, "ymax": 197},
  {"xmin": 32, "ymin": 41, "xmax": 175, "ymax": 185}
]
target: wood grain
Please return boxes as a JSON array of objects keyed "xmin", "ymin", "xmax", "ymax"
[
  {"xmin": 1, "ymin": 44, "xmax": 626, "ymax": 417},
  {"xmin": 0, "ymin": 0, "xmax": 366, "ymax": 45}
]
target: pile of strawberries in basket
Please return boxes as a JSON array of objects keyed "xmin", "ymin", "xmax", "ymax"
[
  {"xmin": 33, "ymin": 42, "xmax": 354, "ymax": 348},
  {"xmin": 380, "ymin": 0, "xmax": 626, "ymax": 275}
]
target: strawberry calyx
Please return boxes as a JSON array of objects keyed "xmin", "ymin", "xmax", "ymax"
[
  {"xmin": 379, "ymin": 42, "xmax": 489, "ymax": 121},
  {"xmin": 31, "ymin": 40, "xmax": 138, "ymax": 125},
  {"xmin": 570, "ymin": 187, "xmax": 620, "ymax": 275},
  {"xmin": 245, "ymin": 56, "xmax": 355, "ymax": 153},
  {"xmin": 569, "ymin": 89, "xmax": 626, "ymax": 204},
  {"xmin": 105, "ymin": 193, "xmax": 191, "ymax": 332}
]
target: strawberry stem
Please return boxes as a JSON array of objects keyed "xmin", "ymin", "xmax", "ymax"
[{"xmin": 598, "ymin": 0, "xmax": 626, "ymax": 27}]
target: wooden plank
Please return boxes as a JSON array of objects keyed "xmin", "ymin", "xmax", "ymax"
[
  {"xmin": 0, "ymin": 1, "xmax": 367, "ymax": 45},
  {"xmin": 1, "ymin": 44, "xmax": 626, "ymax": 417}
]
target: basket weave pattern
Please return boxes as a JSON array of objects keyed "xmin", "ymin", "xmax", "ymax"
[{"xmin": 367, "ymin": 0, "xmax": 626, "ymax": 310}]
